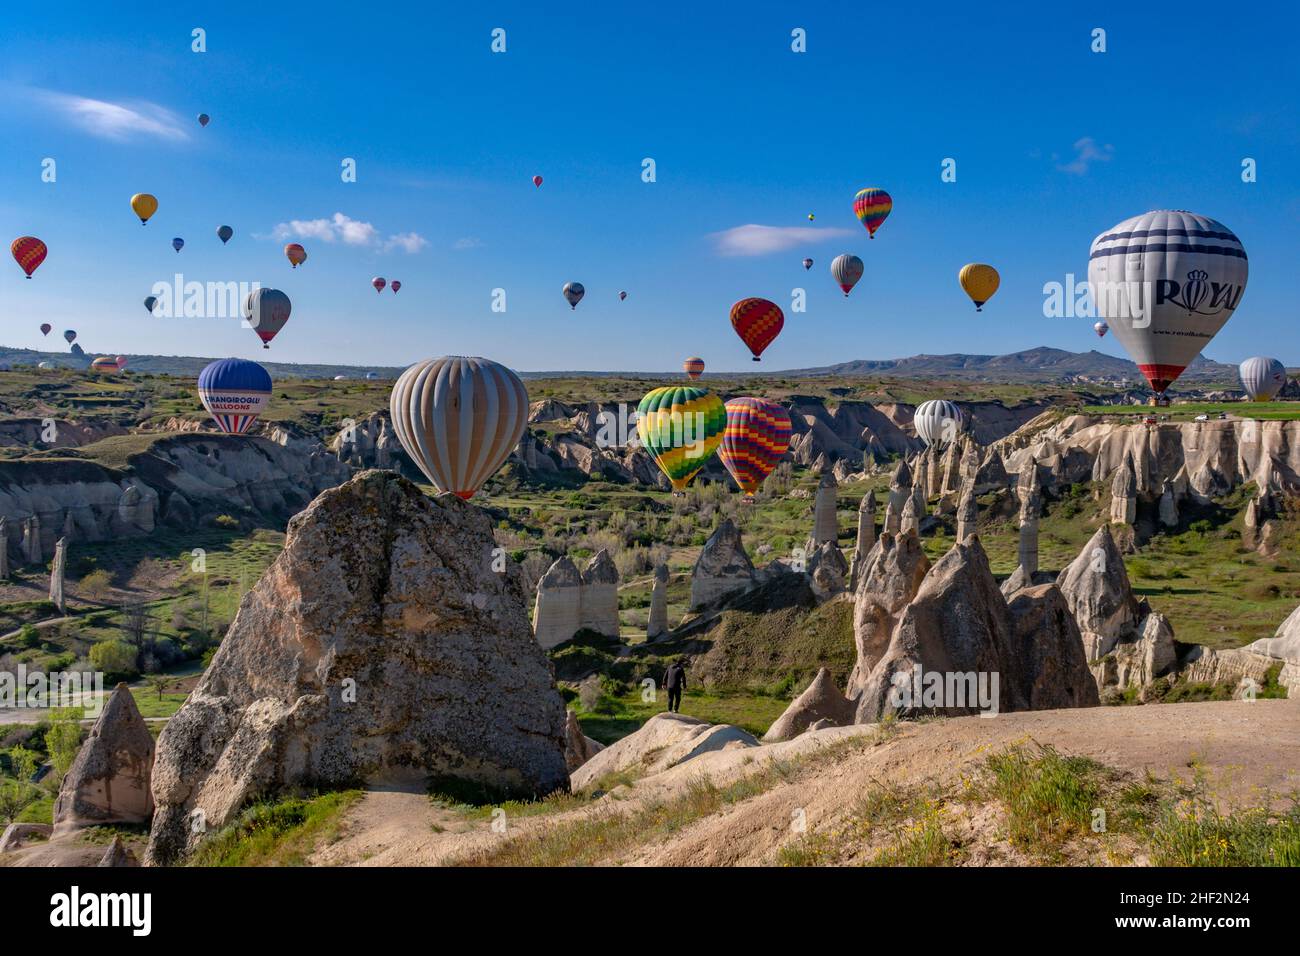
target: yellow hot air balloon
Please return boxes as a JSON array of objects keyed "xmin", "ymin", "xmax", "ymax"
[
  {"xmin": 959, "ymin": 263, "xmax": 999, "ymax": 311},
  {"xmin": 131, "ymin": 193, "xmax": 159, "ymax": 225}
]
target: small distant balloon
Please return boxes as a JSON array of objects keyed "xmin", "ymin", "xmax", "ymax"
[
  {"xmin": 730, "ymin": 297, "xmax": 784, "ymax": 362},
  {"xmin": 197, "ymin": 113, "xmax": 210, "ymax": 127},
  {"xmin": 116, "ymin": 355, "xmax": 127, "ymax": 369},
  {"xmin": 853, "ymin": 187, "xmax": 893, "ymax": 238},
  {"xmin": 172, "ymin": 237, "xmax": 185, "ymax": 253},
  {"xmin": 390, "ymin": 280, "xmax": 401, "ymax": 293},
  {"xmin": 372, "ymin": 277, "xmax": 386, "ymax": 294},
  {"xmin": 618, "ymin": 290, "xmax": 627, "ymax": 301},
  {"xmin": 802, "ymin": 258, "xmax": 813, "ymax": 270},
  {"xmin": 959, "ymin": 263, "xmax": 1000, "ymax": 311},
  {"xmin": 831, "ymin": 254, "xmax": 864, "ymax": 296},
  {"xmin": 144, "ymin": 296, "xmax": 159, "ymax": 314},
  {"xmin": 130, "ymin": 193, "xmax": 158, "ymax": 225},
  {"xmin": 10, "ymin": 236, "xmax": 47, "ymax": 278},
  {"xmin": 40, "ymin": 323, "xmax": 52, "ymax": 336},
  {"xmin": 563, "ymin": 281, "xmax": 585, "ymax": 310},
  {"xmin": 244, "ymin": 288, "xmax": 292, "ymax": 348},
  {"xmin": 532, "ymin": 175, "xmax": 543, "ymax": 188},
  {"xmin": 1094, "ymin": 321, "xmax": 1109, "ymax": 339},
  {"xmin": 807, "ymin": 213, "xmax": 815, "ymax": 221},
  {"xmin": 284, "ymin": 243, "xmax": 307, "ymax": 268},
  {"xmin": 63, "ymin": 330, "xmax": 77, "ymax": 345},
  {"xmin": 683, "ymin": 357, "xmax": 705, "ymax": 380},
  {"xmin": 217, "ymin": 225, "xmax": 233, "ymax": 244}
]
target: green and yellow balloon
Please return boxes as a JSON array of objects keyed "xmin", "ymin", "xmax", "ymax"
[{"xmin": 636, "ymin": 386, "xmax": 726, "ymax": 493}]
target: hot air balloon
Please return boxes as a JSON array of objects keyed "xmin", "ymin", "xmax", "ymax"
[
  {"xmin": 90, "ymin": 356, "xmax": 119, "ymax": 374},
  {"xmin": 853, "ymin": 187, "xmax": 892, "ymax": 238},
  {"xmin": 364, "ymin": 371, "xmax": 379, "ymax": 380},
  {"xmin": 172, "ymin": 237, "xmax": 184, "ymax": 253},
  {"xmin": 1089, "ymin": 211, "xmax": 1249, "ymax": 398},
  {"xmin": 284, "ymin": 243, "xmax": 307, "ymax": 268},
  {"xmin": 197, "ymin": 113, "xmax": 210, "ymax": 127},
  {"xmin": 959, "ymin": 263, "xmax": 1000, "ymax": 311},
  {"xmin": 802, "ymin": 258, "xmax": 813, "ymax": 270},
  {"xmin": 562, "ymin": 282, "xmax": 585, "ymax": 310},
  {"xmin": 718, "ymin": 397, "xmax": 793, "ymax": 498},
  {"xmin": 1239, "ymin": 356, "xmax": 1287, "ymax": 402},
  {"xmin": 831, "ymin": 254, "xmax": 864, "ymax": 296},
  {"xmin": 1094, "ymin": 321, "xmax": 1109, "ymax": 338},
  {"xmin": 40, "ymin": 324, "xmax": 51, "ymax": 336},
  {"xmin": 144, "ymin": 296, "xmax": 159, "ymax": 314},
  {"xmin": 683, "ymin": 357, "xmax": 705, "ymax": 380},
  {"xmin": 913, "ymin": 400, "xmax": 964, "ymax": 447},
  {"xmin": 730, "ymin": 298, "xmax": 784, "ymax": 361},
  {"xmin": 216, "ymin": 225, "xmax": 233, "ymax": 244},
  {"xmin": 197, "ymin": 358, "xmax": 273, "ymax": 434},
  {"xmin": 372, "ymin": 277, "xmax": 386, "ymax": 294},
  {"xmin": 618, "ymin": 291, "xmax": 627, "ymax": 301},
  {"xmin": 807, "ymin": 213, "xmax": 815, "ymax": 221},
  {"xmin": 115, "ymin": 356, "xmax": 127, "ymax": 370},
  {"xmin": 389, "ymin": 356, "xmax": 529, "ymax": 499},
  {"xmin": 636, "ymin": 385, "xmax": 726, "ymax": 494},
  {"xmin": 63, "ymin": 330, "xmax": 76, "ymax": 345},
  {"xmin": 11, "ymin": 237, "xmax": 47, "ymax": 278},
  {"xmin": 130, "ymin": 193, "xmax": 158, "ymax": 225},
  {"xmin": 243, "ymin": 288, "xmax": 292, "ymax": 348},
  {"xmin": 533, "ymin": 175, "xmax": 543, "ymax": 188},
  {"xmin": 390, "ymin": 280, "xmax": 401, "ymax": 294},
  {"xmin": 37, "ymin": 362, "xmax": 53, "ymax": 370}
]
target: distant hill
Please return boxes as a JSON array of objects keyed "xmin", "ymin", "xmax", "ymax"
[{"xmin": 0, "ymin": 344, "xmax": 1244, "ymax": 384}]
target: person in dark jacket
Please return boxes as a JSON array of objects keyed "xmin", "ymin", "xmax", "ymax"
[{"xmin": 664, "ymin": 659, "xmax": 687, "ymax": 713}]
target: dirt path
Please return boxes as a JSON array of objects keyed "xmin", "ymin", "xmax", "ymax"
[{"xmin": 310, "ymin": 698, "xmax": 1300, "ymax": 867}]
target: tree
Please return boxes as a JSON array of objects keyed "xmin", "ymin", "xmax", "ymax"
[
  {"xmin": 89, "ymin": 639, "xmax": 138, "ymax": 679},
  {"xmin": 80, "ymin": 569, "xmax": 113, "ymax": 602},
  {"xmin": 143, "ymin": 674, "xmax": 176, "ymax": 701},
  {"xmin": 44, "ymin": 709, "xmax": 84, "ymax": 781}
]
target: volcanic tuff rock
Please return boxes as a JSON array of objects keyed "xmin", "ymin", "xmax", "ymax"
[
  {"xmin": 1056, "ymin": 526, "xmax": 1142, "ymax": 661},
  {"xmin": 53, "ymin": 683, "xmax": 155, "ymax": 835},
  {"xmin": 146, "ymin": 470, "xmax": 568, "ymax": 864},
  {"xmin": 570, "ymin": 713, "xmax": 758, "ymax": 791},
  {"xmin": 846, "ymin": 531, "xmax": 930, "ymax": 701},
  {"xmin": 532, "ymin": 556, "xmax": 583, "ymax": 649},
  {"xmin": 763, "ymin": 668, "xmax": 855, "ymax": 741},
  {"xmin": 563, "ymin": 711, "xmax": 606, "ymax": 772},
  {"xmin": 647, "ymin": 563, "xmax": 670, "ymax": 639},
  {"xmin": 690, "ymin": 518, "xmax": 756, "ymax": 610}
]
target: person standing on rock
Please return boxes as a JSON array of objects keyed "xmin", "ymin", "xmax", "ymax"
[{"xmin": 664, "ymin": 658, "xmax": 687, "ymax": 713}]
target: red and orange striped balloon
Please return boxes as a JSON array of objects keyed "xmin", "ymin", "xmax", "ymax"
[
  {"xmin": 11, "ymin": 237, "xmax": 47, "ymax": 278},
  {"xmin": 853, "ymin": 187, "xmax": 892, "ymax": 238},
  {"xmin": 683, "ymin": 357, "xmax": 705, "ymax": 380},
  {"xmin": 719, "ymin": 397, "xmax": 792, "ymax": 496},
  {"xmin": 730, "ymin": 297, "xmax": 784, "ymax": 362}
]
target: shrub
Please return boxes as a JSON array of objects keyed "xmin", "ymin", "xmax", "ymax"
[
  {"xmin": 79, "ymin": 569, "xmax": 113, "ymax": 602},
  {"xmin": 89, "ymin": 640, "xmax": 138, "ymax": 680}
]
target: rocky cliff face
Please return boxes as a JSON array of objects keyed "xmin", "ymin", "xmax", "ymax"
[{"xmin": 146, "ymin": 471, "xmax": 568, "ymax": 864}]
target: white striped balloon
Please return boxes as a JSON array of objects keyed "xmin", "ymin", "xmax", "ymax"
[
  {"xmin": 913, "ymin": 399, "xmax": 964, "ymax": 447},
  {"xmin": 1239, "ymin": 356, "xmax": 1287, "ymax": 402},
  {"xmin": 389, "ymin": 356, "xmax": 529, "ymax": 499}
]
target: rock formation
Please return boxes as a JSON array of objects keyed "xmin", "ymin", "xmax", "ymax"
[
  {"xmin": 1090, "ymin": 610, "xmax": 1178, "ymax": 692},
  {"xmin": 577, "ymin": 549, "xmax": 620, "ymax": 638},
  {"xmin": 0, "ymin": 822, "xmax": 52, "ymax": 854},
  {"xmin": 811, "ymin": 470, "xmax": 839, "ymax": 546},
  {"xmin": 532, "ymin": 556, "xmax": 583, "ymax": 649},
  {"xmin": 899, "ymin": 495, "xmax": 920, "ymax": 536},
  {"xmin": 884, "ymin": 460, "xmax": 912, "ymax": 535},
  {"xmin": 62, "ymin": 509, "xmax": 75, "ymax": 543},
  {"xmin": 763, "ymin": 668, "xmax": 855, "ymax": 741},
  {"xmin": 563, "ymin": 711, "xmax": 606, "ymax": 772},
  {"xmin": 1158, "ymin": 478, "xmax": 1179, "ymax": 528},
  {"xmin": 846, "ymin": 532, "xmax": 930, "ymax": 702},
  {"xmin": 1110, "ymin": 456, "xmax": 1137, "ymax": 525},
  {"xmin": 1016, "ymin": 463, "xmax": 1041, "ymax": 576},
  {"xmin": 49, "ymin": 536, "xmax": 66, "ymax": 613},
  {"xmin": 955, "ymin": 479, "xmax": 977, "ymax": 543},
  {"xmin": 1056, "ymin": 526, "xmax": 1141, "ymax": 660},
  {"xmin": 146, "ymin": 471, "xmax": 569, "ymax": 864},
  {"xmin": 806, "ymin": 542, "xmax": 849, "ymax": 599},
  {"xmin": 689, "ymin": 518, "xmax": 756, "ymax": 610},
  {"xmin": 98, "ymin": 836, "xmax": 140, "ymax": 867},
  {"xmin": 53, "ymin": 683, "xmax": 155, "ymax": 835},
  {"xmin": 851, "ymin": 490, "xmax": 876, "ymax": 568},
  {"xmin": 0, "ymin": 515, "xmax": 8, "ymax": 578},
  {"xmin": 647, "ymin": 563, "xmax": 669, "ymax": 639},
  {"xmin": 570, "ymin": 712, "xmax": 758, "ymax": 791},
  {"xmin": 23, "ymin": 514, "xmax": 40, "ymax": 564},
  {"xmin": 855, "ymin": 539, "xmax": 1098, "ymax": 721}
]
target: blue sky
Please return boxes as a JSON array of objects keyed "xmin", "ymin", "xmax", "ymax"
[{"xmin": 1, "ymin": 1, "xmax": 1298, "ymax": 372}]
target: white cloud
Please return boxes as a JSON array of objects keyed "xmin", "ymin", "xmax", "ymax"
[
  {"xmin": 452, "ymin": 237, "xmax": 482, "ymax": 250},
  {"xmin": 1056, "ymin": 137, "xmax": 1113, "ymax": 175},
  {"xmin": 710, "ymin": 224, "xmax": 854, "ymax": 257},
  {"xmin": 269, "ymin": 213, "xmax": 378, "ymax": 246},
  {"xmin": 32, "ymin": 89, "xmax": 188, "ymax": 142},
  {"xmin": 384, "ymin": 232, "xmax": 429, "ymax": 253}
]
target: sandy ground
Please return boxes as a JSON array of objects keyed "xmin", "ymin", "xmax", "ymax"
[{"xmin": 309, "ymin": 698, "xmax": 1300, "ymax": 867}]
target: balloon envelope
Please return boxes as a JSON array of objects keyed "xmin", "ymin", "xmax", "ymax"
[
  {"xmin": 719, "ymin": 397, "xmax": 792, "ymax": 495},
  {"xmin": 144, "ymin": 296, "xmax": 159, "ymax": 314},
  {"xmin": 389, "ymin": 356, "xmax": 529, "ymax": 499},
  {"xmin": 913, "ymin": 400, "xmax": 964, "ymax": 447},
  {"xmin": 63, "ymin": 330, "xmax": 76, "ymax": 344},
  {"xmin": 853, "ymin": 187, "xmax": 892, "ymax": 238},
  {"xmin": 730, "ymin": 298, "xmax": 784, "ymax": 361},
  {"xmin": 563, "ymin": 281, "xmax": 585, "ymax": 309},
  {"xmin": 831, "ymin": 254, "xmax": 864, "ymax": 296},
  {"xmin": 130, "ymin": 193, "xmax": 158, "ymax": 224},
  {"xmin": 284, "ymin": 243, "xmax": 307, "ymax": 268},
  {"xmin": 372, "ymin": 277, "xmax": 386, "ymax": 293},
  {"xmin": 40, "ymin": 323, "xmax": 52, "ymax": 336},
  {"xmin": 217, "ymin": 225, "xmax": 233, "ymax": 244},
  {"xmin": 90, "ymin": 357, "xmax": 118, "ymax": 373},
  {"xmin": 172, "ymin": 237, "xmax": 184, "ymax": 252},
  {"xmin": 391, "ymin": 280, "xmax": 401, "ymax": 293},
  {"xmin": 1088, "ymin": 210, "xmax": 1248, "ymax": 396},
  {"xmin": 636, "ymin": 386, "xmax": 726, "ymax": 492},
  {"xmin": 683, "ymin": 357, "xmax": 705, "ymax": 380},
  {"xmin": 197, "ymin": 358, "xmax": 273, "ymax": 434},
  {"xmin": 243, "ymin": 288, "xmax": 292, "ymax": 348},
  {"xmin": 802, "ymin": 258, "xmax": 813, "ymax": 270},
  {"xmin": 11, "ymin": 236, "xmax": 47, "ymax": 278},
  {"xmin": 1094, "ymin": 321, "xmax": 1109, "ymax": 338},
  {"xmin": 533, "ymin": 175, "xmax": 543, "ymax": 187},
  {"xmin": 1239, "ymin": 356, "xmax": 1287, "ymax": 402},
  {"xmin": 959, "ymin": 263, "xmax": 1000, "ymax": 310},
  {"xmin": 197, "ymin": 113, "xmax": 210, "ymax": 126}
]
